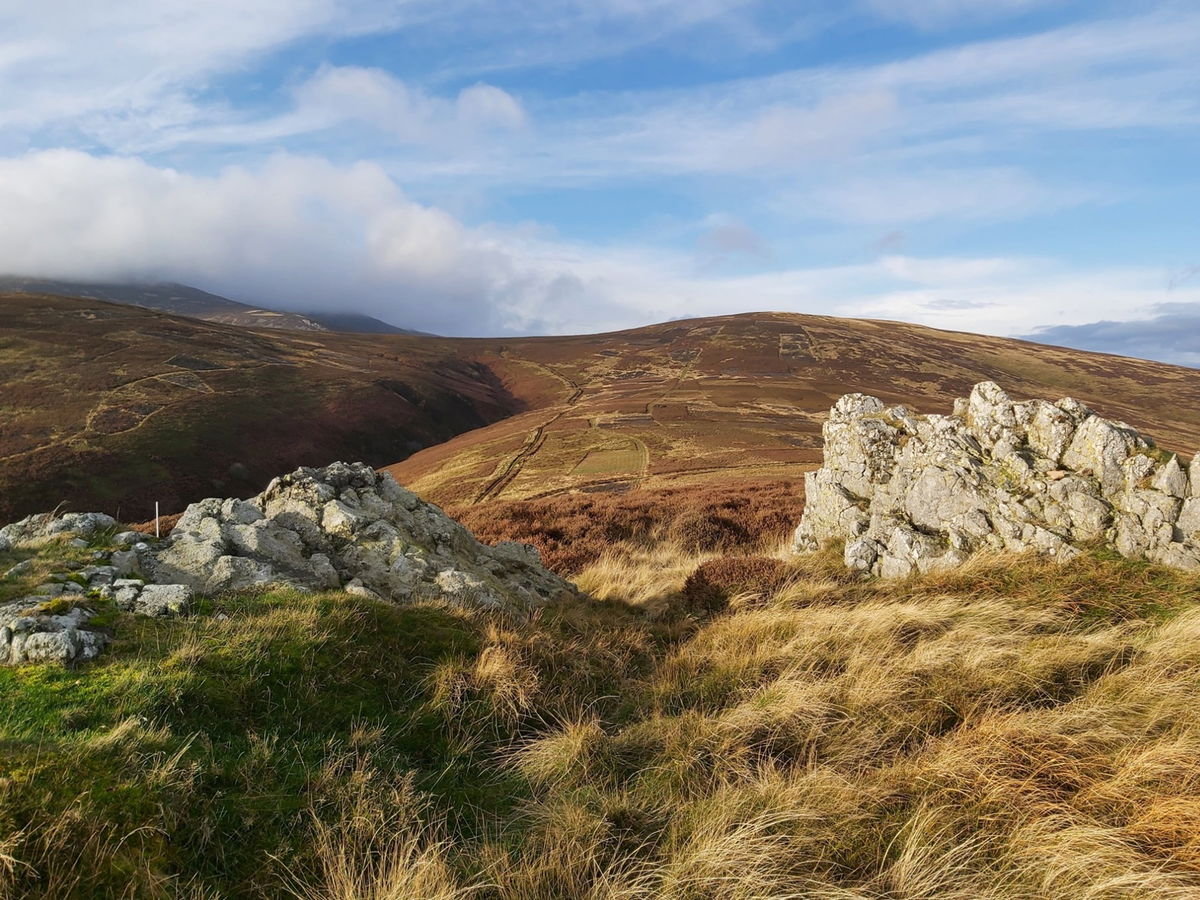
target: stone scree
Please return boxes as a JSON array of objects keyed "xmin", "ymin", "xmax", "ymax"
[{"xmin": 793, "ymin": 382, "xmax": 1200, "ymax": 577}]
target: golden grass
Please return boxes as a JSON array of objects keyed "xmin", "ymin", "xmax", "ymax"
[
  {"xmin": 486, "ymin": 543, "xmax": 1200, "ymax": 899},
  {"xmin": 7, "ymin": 538, "xmax": 1200, "ymax": 897}
]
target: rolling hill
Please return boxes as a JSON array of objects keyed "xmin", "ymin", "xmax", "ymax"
[
  {"xmin": 3, "ymin": 293, "xmax": 1200, "ymax": 527},
  {"xmin": 0, "ymin": 293, "xmax": 517, "ymax": 521},
  {"xmin": 390, "ymin": 312, "xmax": 1200, "ymax": 507},
  {"xmin": 0, "ymin": 276, "xmax": 415, "ymax": 334}
]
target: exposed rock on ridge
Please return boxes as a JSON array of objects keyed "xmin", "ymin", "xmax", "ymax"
[
  {"xmin": 794, "ymin": 382, "xmax": 1200, "ymax": 577},
  {"xmin": 1, "ymin": 462, "xmax": 576, "ymax": 666},
  {"xmin": 143, "ymin": 462, "xmax": 574, "ymax": 607}
]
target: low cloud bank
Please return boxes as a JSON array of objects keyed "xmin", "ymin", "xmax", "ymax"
[{"xmin": 1023, "ymin": 303, "xmax": 1200, "ymax": 367}]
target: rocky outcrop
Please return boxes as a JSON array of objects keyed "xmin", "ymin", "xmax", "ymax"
[
  {"xmin": 0, "ymin": 512, "xmax": 116, "ymax": 550},
  {"xmin": 794, "ymin": 382, "xmax": 1200, "ymax": 577},
  {"xmin": 0, "ymin": 461, "xmax": 577, "ymax": 666},
  {"xmin": 141, "ymin": 462, "xmax": 574, "ymax": 607}
]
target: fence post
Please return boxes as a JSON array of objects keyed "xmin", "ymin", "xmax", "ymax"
[{"xmin": 155, "ymin": 501, "xmax": 160, "ymax": 539}]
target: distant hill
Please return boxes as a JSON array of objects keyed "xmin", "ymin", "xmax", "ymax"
[
  {"xmin": 299, "ymin": 310, "xmax": 425, "ymax": 335},
  {"xmin": 0, "ymin": 292, "xmax": 516, "ymax": 521},
  {"xmin": 4, "ymin": 293, "xmax": 1200, "ymax": 526},
  {"xmin": 389, "ymin": 312, "xmax": 1200, "ymax": 508},
  {"xmin": 0, "ymin": 276, "xmax": 415, "ymax": 335}
]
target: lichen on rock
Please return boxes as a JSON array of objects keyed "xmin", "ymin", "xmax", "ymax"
[
  {"xmin": 0, "ymin": 461, "xmax": 578, "ymax": 667},
  {"xmin": 794, "ymin": 382, "xmax": 1200, "ymax": 577}
]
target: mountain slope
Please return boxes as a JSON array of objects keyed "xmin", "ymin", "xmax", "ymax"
[
  {"xmin": 0, "ymin": 276, "xmax": 414, "ymax": 334},
  {"xmin": 0, "ymin": 293, "xmax": 519, "ymax": 521},
  {"xmin": 3, "ymin": 296, "xmax": 1200, "ymax": 525},
  {"xmin": 389, "ymin": 312, "xmax": 1200, "ymax": 507}
]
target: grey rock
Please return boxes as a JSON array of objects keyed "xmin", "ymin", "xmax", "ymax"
[
  {"xmin": 343, "ymin": 578, "xmax": 382, "ymax": 601},
  {"xmin": 113, "ymin": 531, "xmax": 152, "ymax": 547},
  {"xmin": 0, "ymin": 512, "xmax": 116, "ymax": 548},
  {"xmin": 80, "ymin": 565, "xmax": 119, "ymax": 586},
  {"xmin": 110, "ymin": 549, "xmax": 140, "ymax": 577},
  {"xmin": 1062, "ymin": 416, "xmax": 1146, "ymax": 497},
  {"xmin": 795, "ymin": 382, "xmax": 1200, "ymax": 576},
  {"xmin": 134, "ymin": 584, "xmax": 192, "ymax": 617},
  {"xmin": 1153, "ymin": 455, "xmax": 1189, "ymax": 499},
  {"xmin": 3, "ymin": 559, "xmax": 33, "ymax": 579},
  {"xmin": 135, "ymin": 462, "xmax": 575, "ymax": 608},
  {"xmin": 0, "ymin": 599, "xmax": 107, "ymax": 666}
]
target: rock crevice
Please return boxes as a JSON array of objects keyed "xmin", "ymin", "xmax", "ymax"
[{"xmin": 794, "ymin": 382, "xmax": 1200, "ymax": 576}]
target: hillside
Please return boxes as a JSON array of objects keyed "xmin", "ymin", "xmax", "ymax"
[
  {"xmin": 5, "ymin": 525, "xmax": 1200, "ymax": 897},
  {"xmin": 0, "ymin": 276, "xmax": 414, "ymax": 334},
  {"xmin": 4, "ymin": 295, "xmax": 1200, "ymax": 530},
  {"xmin": 391, "ymin": 312, "xmax": 1200, "ymax": 504},
  {"xmin": 0, "ymin": 293, "xmax": 519, "ymax": 522}
]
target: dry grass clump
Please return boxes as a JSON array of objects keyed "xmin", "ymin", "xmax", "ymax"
[{"xmin": 680, "ymin": 556, "xmax": 791, "ymax": 615}]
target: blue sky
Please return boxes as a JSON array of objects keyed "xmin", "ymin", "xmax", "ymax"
[{"xmin": 0, "ymin": 0, "xmax": 1198, "ymax": 361}]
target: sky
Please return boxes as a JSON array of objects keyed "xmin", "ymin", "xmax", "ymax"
[{"xmin": 0, "ymin": 1, "xmax": 1198, "ymax": 362}]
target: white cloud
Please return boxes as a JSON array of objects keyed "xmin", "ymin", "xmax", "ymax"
[
  {"xmin": 371, "ymin": 5, "xmax": 1199, "ymax": 198},
  {"xmin": 156, "ymin": 65, "xmax": 527, "ymax": 152},
  {"xmin": 865, "ymin": 0, "xmax": 1063, "ymax": 29},
  {"xmin": 0, "ymin": 0, "xmax": 756, "ymax": 151},
  {"xmin": 810, "ymin": 167, "xmax": 1090, "ymax": 225},
  {"xmin": 0, "ymin": 150, "xmax": 552, "ymax": 334},
  {"xmin": 0, "ymin": 148, "xmax": 1196, "ymax": 349}
]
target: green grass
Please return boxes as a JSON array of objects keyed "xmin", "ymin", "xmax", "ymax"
[
  {"xmin": 0, "ymin": 583, "xmax": 502, "ymax": 897},
  {"xmin": 4, "ymin": 539, "xmax": 1200, "ymax": 897}
]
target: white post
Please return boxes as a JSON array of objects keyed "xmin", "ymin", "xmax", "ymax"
[{"xmin": 155, "ymin": 501, "xmax": 160, "ymax": 538}]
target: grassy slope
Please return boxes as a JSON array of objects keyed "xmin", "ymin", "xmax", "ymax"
[{"xmin": 4, "ymin": 535, "xmax": 1200, "ymax": 897}]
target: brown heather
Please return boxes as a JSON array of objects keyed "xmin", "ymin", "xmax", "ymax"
[{"xmin": 449, "ymin": 481, "xmax": 802, "ymax": 574}]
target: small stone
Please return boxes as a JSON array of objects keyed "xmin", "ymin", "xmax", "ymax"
[
  {"xmin": 134, "ymin": 584, "xmax": 192, "ymax": 617},
  {"xmin": 113, "ymin": 531, "xmax": 150, "ymax": 547},
  {"xmin": 3, "ymin": 559, "xmax": 33, "ymax": 578},
  {"xmin": 343, "ymin": 578, "xmax": 382, "ymax": 601}
]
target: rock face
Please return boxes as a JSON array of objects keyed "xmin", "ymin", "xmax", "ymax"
[
  {"xmin": 143, "ymin": 462, "xmax": 574, "ymax": 607},
  {"xmin": 794, "ymin": 382, "xmax": 1200, "ymax": 577}
]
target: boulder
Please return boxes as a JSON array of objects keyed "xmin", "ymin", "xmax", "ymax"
[
  {"xmin": 0, "ymin": 512, "xmax": 116, "ymax": 548},
  {"xmin": 795, "ymin": 382, "xmax": 1200, "ymax": 576},
  {"xmin": 0, "ymin": 600, "xmax": 108, "ymax": 666}
]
